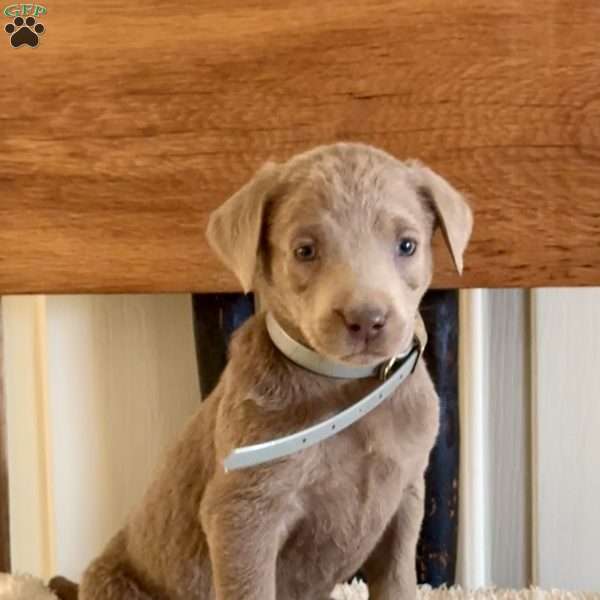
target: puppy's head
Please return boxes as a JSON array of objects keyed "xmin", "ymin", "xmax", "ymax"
[{"xmin": 207, "ymin": 143, "xmax": 472, "ymax": 366}]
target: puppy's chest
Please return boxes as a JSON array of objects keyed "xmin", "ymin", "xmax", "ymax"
[
  {"xmin": 316, "ymin": 397, "xmax": 416, "ymax": 493},
  {"xmin": 294, "ymin": 396, "xmax": 426, "ymax": 546},
  {"xmin": 318, "ymin": 384, "xmax": 434, "ymax": 472}
]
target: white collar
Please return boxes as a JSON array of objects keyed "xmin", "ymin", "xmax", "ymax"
[
  {"xmin": 266, "ymin": 313, "xmax": 413, "ymax": 380},
  {"xmin": 223, "ymin": 313, "xmax": 423, "ymax": 472}
]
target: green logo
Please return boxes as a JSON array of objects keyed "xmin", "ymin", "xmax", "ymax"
[
  {"xmin": 4, "ymin": 4, "xmax": 46, "ymax": 17},
  {"xmin": 4, "ymin": 4, "xmax": 46, "ymax": 47}
]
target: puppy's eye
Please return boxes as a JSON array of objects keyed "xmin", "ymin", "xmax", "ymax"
[
  {"xmin": 396, "ymin": 238, "xmax": 417, "ymax": 257},
  {"xmin": 294, "ymin": 243, "xmax": 317, "ymax": 262}
]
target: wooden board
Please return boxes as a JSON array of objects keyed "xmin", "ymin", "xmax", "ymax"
[
  {"xmin": 1, "ymin": 0, "xmax": 599, "ymax": 293},
  {"xmin": 0, "ymin": 300, "xmax": 11, "ymax": 571}
]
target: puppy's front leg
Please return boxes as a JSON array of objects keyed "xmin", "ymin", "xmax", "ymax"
[
  {"xmin": 361, "ymin": 479, "xmax": 425, "ymax": 600},
  {"xmin": 200, "ymin": 471, "xmax": 285, "ymax": 600}
]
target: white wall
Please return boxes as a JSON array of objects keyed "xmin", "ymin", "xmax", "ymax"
[
  {"xmin": 2, "ymin": 297, "xmax": 53, "ymax": 578},
  {"xmin": 457, "ymin": 290, "xmax": 530, "ymax": 589},
  {"xmin": 459, "ymin": 288, "xmax": 600, "ymax": 592},
  {"xmin": 531, "ymin": 289, "xmax": 600, "ymax": 592},
  {"xmin": 2, "ymin": 295, "xmax": 201, "ymax": 580},
  {"xmin": 485, "ymin": 290, "xmax": 531, "ymax": 587}
]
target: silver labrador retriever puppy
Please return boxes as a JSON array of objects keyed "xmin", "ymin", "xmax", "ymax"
[{"xmin": 79, "ymin": 142, "xmax": 472, "ymax": 600}]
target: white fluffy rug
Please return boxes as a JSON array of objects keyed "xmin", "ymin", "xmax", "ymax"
[
  {"xmin": 0, "ymin": 573, "xmax": 598, "ymax": 600},
  {"xmin": 0, "ymin": 574, "xmax": 57, "ymax": 600},
  {"xmin": 333, "ymin": 580, "xmax": 600, "ymax": 600}
]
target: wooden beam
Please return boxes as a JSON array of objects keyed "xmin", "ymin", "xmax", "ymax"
[{"xmin": 1, "ymin": 1, "xmax": 600, "ymax": 293}]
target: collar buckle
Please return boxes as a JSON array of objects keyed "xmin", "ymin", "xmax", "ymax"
[
  {"xmin": 379, "ymin": 356, "xmax": 402, "ymax": 381},
  {"xmin": 378, "ymin": 337, "xmax": 422, "ymax": 381}
]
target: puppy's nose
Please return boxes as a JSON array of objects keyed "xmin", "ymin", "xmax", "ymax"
[{"xmin": 340, "ymin": 306, "xmax": 387, "ymax": 340}]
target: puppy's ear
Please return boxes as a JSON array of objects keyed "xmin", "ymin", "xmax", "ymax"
[
  {"xmin": 409, "ymin": 161, "xmax": 473, "ymax": 274},
  {"xmin": 206, "ymin": 162, "xmax": 281, "ymax": 293}
]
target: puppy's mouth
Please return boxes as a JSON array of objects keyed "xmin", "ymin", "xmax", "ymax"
[
  {"xmin": 339, "ymin": 349, "xmax": 389, "ymax": 366},
  {"xmin": 309, "ymin": 330, "xmax": 414, "ymax": 368},
  {"xmin": 341, "ymin": 341, "xmax": 412, "ymax": 365}
]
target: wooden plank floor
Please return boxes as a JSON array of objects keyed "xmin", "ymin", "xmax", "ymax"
[{"xmin": 1, "ymin": 1, "xmax": 599, "ymax": 293}]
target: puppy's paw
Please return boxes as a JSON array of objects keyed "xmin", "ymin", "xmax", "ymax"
[{"xmin": 331, "ymin": 580, "xmax": 369, "ymax": 599}]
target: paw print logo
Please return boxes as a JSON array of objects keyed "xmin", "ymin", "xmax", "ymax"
[{"xmin": 5, "ymin": 16, "xmax": 45, "ymax": 48}]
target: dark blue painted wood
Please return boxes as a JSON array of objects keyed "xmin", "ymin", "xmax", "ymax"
[
  {"xmin": 192, "ymin": 294, "xmax": 254, "ymax": 397},
  {"xmin": 417, "ymin": 290, "xmax": 459, "ymax": 586},
  {"xmin": 191, "ymin": 290, "xmax": 459, "ymax": 587}
]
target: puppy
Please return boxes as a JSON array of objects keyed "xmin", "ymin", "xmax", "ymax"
[{"xmin": 79, "ymin": 142, "xmax": 472, "ymax": 600}]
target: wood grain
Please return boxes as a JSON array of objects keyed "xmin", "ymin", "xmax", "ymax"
[{"xmin": 1, "ymin": 0, "xmax": 599, "ymax": 292}]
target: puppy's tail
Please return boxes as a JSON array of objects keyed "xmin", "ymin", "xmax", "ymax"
[{"xmin": 48, "ymin": 576, "xmax": 79, "ymax": 600}]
